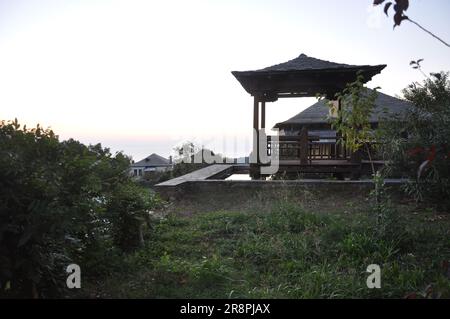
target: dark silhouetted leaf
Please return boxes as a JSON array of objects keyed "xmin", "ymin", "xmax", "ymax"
[
  {"xmin": 431, "ymin": 73, "xmax": 442, "ymax": 80},
  {"xmin": 384, "ymin": 2, "xmax": 392, "ymax": 16},
  {"xmin": 373, "ymin": 0, "xmax": 385, "ymax": 5},
  {"xmin": 393, "ymin": 12, "xmax": 408, "ymax": 27},
  {"xmin": 395, "ymin": 0, "xmax": 409, "ymax": 11}
]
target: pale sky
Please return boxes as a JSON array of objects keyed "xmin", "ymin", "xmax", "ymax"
[{"xmin": 1, "ymin": 0, "xmax": 449, "ymax": 161}]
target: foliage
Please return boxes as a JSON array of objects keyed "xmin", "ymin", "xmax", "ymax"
[
  {"xmin": 325, "ymin": 73, "xmax": 380, "ymax": 173},
  {"xmin": 107, "ymin": 183, "xmax": 161, "ymax": 251},
  {"xmin": 0, "ymin": 119, "xmax": 159, "ymax": 297},
  {"xmin": 85, "ymin": 200, "xmax": 450, "ymax": 298},
  {"xmin": 373, "ymin": 0, "xmax": 450, "ymax": 47},
  {"xmin": 369, "ymin": 172, "xmax": 403, "ymax": 243},
  {"xmin": 381, "ymin": 72, "xmax": 450, "ymax": 209},
  {"xmin": 374, "ymin": 0, "xmax": 409, "ymax": 28},
  {"xmin": 328, "ymin": 74, "xmax": 379, "ymax": 154}
]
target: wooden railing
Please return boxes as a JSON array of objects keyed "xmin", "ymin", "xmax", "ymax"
[{"xmin": 267, "ymin": 135, "xmax": 351, "ymax": 162}]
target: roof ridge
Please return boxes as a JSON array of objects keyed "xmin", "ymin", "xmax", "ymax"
[{"xmin": 259, "ymin": 53, "xmax": 358, "ymax": 72}]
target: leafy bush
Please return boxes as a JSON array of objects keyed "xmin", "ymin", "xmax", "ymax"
[
  {"xmin": 107, "ymin": 183, "xmax": 161, "ymax": 251},
  {"xmin": 0, "ymin": 119, "xmax": 159, "ymax": 297},
  {"xmin": 381, "ymin": 72, "xmax": 450, "ymax": 209}
]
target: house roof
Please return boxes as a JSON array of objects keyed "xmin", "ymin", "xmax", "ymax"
[
  {"xmin": 131, "ymin": 153, "xmax": 171, "ymax": 167},
  {"xmin": 274, "ymin": 90, "xmax": 413, "ymax": 129},
  {"xmin": 232, "ymin": 53, "xmax": 386, "ymax": 99}
]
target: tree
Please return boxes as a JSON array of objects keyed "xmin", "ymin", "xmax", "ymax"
[
  {"xmin": 0, "ymin": 119, "xmax": 159, "ymax": 297},
  {"xmin": 381, "ymin": 72, "xmax": 450, "ymax": 209},
  {"xmin": 326, "ymin": 73, "xmax": 380, "ymax": 175}
]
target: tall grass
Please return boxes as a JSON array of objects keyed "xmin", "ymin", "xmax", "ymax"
[{"xmin": 80, "ymin": 199, "xmax": 450, "ymax": 299}]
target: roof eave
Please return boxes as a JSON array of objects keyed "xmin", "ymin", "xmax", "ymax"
[{"xmin": 232, "ymin": 65, "xmax": 387, "ymax": 97}]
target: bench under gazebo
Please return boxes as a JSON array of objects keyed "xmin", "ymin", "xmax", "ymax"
[{"xmin": 232, "ymin": 53, "xmax": 386, "ymax": 178}]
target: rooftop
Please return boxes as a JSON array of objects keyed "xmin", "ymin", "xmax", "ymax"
[
  {"xmin": 232, "ymin": 53, "xmax": 386, "ymax": 99},
  {"xmin": 274, "ymin": 90, "xmax": 413, "ymax": 129},
  {"xmin": 132, "ymin": 153, "xmax": 171, "ymax": 167},
  {"xmin": 259, "ymin": 54, "xmax": 370, "ymax": 72}
]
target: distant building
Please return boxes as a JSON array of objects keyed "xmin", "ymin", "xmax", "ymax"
[{"xmin": 131, "ymin": 153, "xmax": 173, "ymax": 179}]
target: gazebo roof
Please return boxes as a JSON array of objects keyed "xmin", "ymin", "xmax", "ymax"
[{"xmin": 232, "ymin": 53, "xmax": 386, "ymax": 100}]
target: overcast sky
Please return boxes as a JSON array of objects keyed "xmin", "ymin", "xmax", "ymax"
[{"xmin": 1, "ymin": 0, "xmax": 449, "ymax": 160}]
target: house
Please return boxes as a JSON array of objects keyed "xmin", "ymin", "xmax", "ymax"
[
  {"xmin": 131, "ymin": 153, "xmax": 173, "ymax": 179},
  {"xmin": 274, "ymin": 89, "xmax": 413, "ymax": 137}
]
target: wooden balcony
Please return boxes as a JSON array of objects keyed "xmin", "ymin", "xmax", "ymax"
[
  {"xmin": 267, "ymin": 135, "xmax": 351, "ymax": 163},
  {"xmin": 250, "ymin": 134, "xmax": 385, "ymax": 178}
]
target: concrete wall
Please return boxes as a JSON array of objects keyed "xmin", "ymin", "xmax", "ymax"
[{"xmin": 155, "ymin": 179, "xmax": 406, "ymax": 201}]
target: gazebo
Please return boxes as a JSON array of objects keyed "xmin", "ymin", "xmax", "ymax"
[{"xmin": 232, "ymin": 53, "xmax": 386, "ymax": 178}]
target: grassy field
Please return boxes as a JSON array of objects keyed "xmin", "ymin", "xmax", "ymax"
[{"xmin": 80, "ymin": 187, "xmax": 450, "ymax": 299}]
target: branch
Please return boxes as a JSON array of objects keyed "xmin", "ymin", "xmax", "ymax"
[{"xmin": 406, "ymin": 17, "xmax": 450, "ymax": 48}]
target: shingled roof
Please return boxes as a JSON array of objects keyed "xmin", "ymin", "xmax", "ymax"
[
  {"xmin": 274, "ymin": 90, "xmax": 413, "ymax": 129},
  {"xmin": 132, "ymin": 153, "xmax": 171, "ymax": 167},
  {"xmin": 232, "ymin": 53, "xmax": 386, "ymax": 98},
  {"xmin": 259, "ymin": 54, "xmax": 367, "ymax": 72}
]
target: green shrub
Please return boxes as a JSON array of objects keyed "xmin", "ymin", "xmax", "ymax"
[
  {"xmin": 381, "ymin": 72, "xmax": 450, "ymax": 209},
  {"xmin": 107, "ymin": 183, "xmax": 159, "ymax": 252},
  {"xmin": 0, "ymin": 119, "xmax": 159, "ymax": 297}
]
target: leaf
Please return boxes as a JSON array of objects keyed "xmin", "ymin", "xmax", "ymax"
[
  {"xmin": 393, "ymin": 12, "xmax": 408, "ymax": 28},
  {"xmin": 417, "ymin": 159, "xmax": 429, "ymax": 180},
  {"xmin": 373, "ymin": 0, "xmax": 385, "ymax": 5},
  {"xmin": 431, "ymin": 73, "xmax": 442, "ymax": 80},
  {"xmin": 384, "ymin": 2, "xmax": 392, "ymax": 16},
  {"xmin": 395, "ymin": 0, "xmax": 409, "ymax": 11}
]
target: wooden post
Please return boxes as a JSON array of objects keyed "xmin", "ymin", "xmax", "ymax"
[
  {"xmin": 299, "ymin": 127, "xmax": 309, "ymax": 165},
  {"xmin": 250, "ymin": 96, "xmax": 261, "ymax": 179},
  {"xmin": 253, "ymin": 96, "xmax": 260, "ymax": 164},
  {"xmin": 336, "ymin": 98, "xmax": 343, "ymax": 160},
  {"xmin": 261, "ymin": 101, "xmax": 266, "ymax": 129}
]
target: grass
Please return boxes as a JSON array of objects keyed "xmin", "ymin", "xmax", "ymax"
[{"xmin": 78, "ymin": 188, "xmax": 450, "ymax": 299}]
